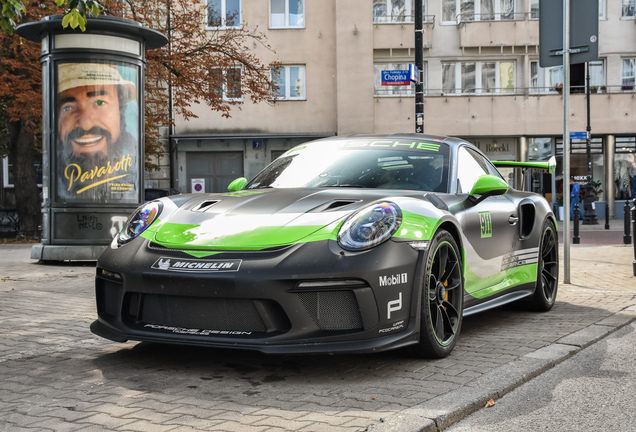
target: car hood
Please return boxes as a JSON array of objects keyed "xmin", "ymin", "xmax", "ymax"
[{"xmin": 150, "ymin": 188, "xmax": 419, "ymax": 250}]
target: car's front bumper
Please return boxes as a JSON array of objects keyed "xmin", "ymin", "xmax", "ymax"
[{"xmin": 91, "ymin": 237, "xmax": 426, "ymax": 354}]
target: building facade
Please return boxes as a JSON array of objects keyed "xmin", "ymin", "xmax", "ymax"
[{"xmin": 152, "ymin": 0, "xmax": 636, "ymax": 217}]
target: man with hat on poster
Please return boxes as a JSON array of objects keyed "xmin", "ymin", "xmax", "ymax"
[{"xmin": 56, "ymin": 62, "xmax": 139, "ymax": 202}]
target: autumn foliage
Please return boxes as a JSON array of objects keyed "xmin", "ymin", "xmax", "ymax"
[
  {"xmin": 0, "ymin": 0, "xmax": 277, "ymax": 235},
  {"xmin": 101, "ymin": 0, "xmax": 278, "ymax": 168}
]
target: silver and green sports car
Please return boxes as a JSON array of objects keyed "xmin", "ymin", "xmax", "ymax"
[{"xmin": 91, "ymin": 134, "xmax": 558, "ymax": 358}]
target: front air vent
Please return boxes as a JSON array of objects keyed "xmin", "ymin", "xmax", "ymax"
[
  {"xmin": 192, "ymin": 200, "xmax": 219, "ymax": 212},
  {"xmin": 297, "ymin": 290, "xmax": 363, "ymax": 331}
]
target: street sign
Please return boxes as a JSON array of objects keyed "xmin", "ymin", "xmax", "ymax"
[
  {"xmin": 191, "ymin": 178, "xmax": 205, "ymax": 193},
  {"xmin": 539, "ymin": 0, "xmax": 599, "ymax": 67},
  {"xmin": 409, "ymin": 64, "xmax": 419, "ymax": 83},
  {"xmin": 381, "ymin": 70, "xmax": 410, "ymax": 86},
  {"xmin": 570, "ymin": 131, "xmax": 588, "ymax": 140}
]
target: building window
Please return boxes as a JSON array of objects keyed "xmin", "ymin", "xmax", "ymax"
[
  {"xmin": 374, "ymin": 62, "xmax": 425, "ymax": 97},
  {"xmin": 443, "ymin": 0, "xmax": 514, "ymax": 23},
  {"xmin": 530, "ymin": 60, "xmax": 605, "ymax": 94},
  {"xmin": 373, "ymin": 0, "xmax": 422, "ymax": 23},
  {"xmin": 442, "ymin": 61, "xmax": 514, "ymax": 94},
  {"xmin": 270, "ymin": 0, "xmax": 305, "ymax": 28},
  {"xmin": 207, "ymin": 0, "xmax": 241, "ymax": 28},
  {"xmin": 614, "ymin": 137, "xmax": 636, "ymax": 200},
  {"xmin": 210, "ymin": 67, "xmax": 243, "ymax": 101},
  {"xmin": 623, "ymin": 0, "xmax": 635, "ymax": 17},
  {"xmin": 599, "ymin": 0, "xmax": 606, "ymax": 19},
  {"xmin": 271, "ymin": 65, "xmax": 306, "ymax": 100},
  {"xmin": 622, "ymin": 59, "xmax": 635, "ymax": 91},
  {"xmin": 528, "ymin": 138, "xmax": 553, "ymax": 162},
  {"xmin": 530, "ymin": 0, "xmax": 538, "ymax": 19},
  {"xmin": 3, "ymin": 157, "xmax": 43, "ymax": 188}
]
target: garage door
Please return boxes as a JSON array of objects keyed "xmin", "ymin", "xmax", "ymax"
[{"xmin": 186, "ymin": 152, "xmax": 244, "ymax": 193}]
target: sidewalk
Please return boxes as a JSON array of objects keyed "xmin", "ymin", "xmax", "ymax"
[
  {"xmin": 0, "ymin": 242, "xmax": 635, "ymax": 432},
  {"xmin": 556, "ymin": 217, "xmax": 634, "ymax": 245}
]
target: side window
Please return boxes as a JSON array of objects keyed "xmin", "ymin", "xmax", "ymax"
[{"xmin": 456, "ymin": 147, "xmax": 489, "ymax": 194}]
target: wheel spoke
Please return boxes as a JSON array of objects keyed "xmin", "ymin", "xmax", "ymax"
[
  {"xmin": 436, "ymin": 245, "xmax": 448, "ymax": 281},
  {"xmin": 445, "ymin": 279, "xmax": 461, "ymax": 292},
  {"xmin": 542, "ymin": 268, "xmax": 557, "ymax": 282},
  {"xmin": 438, "ymin": 302, "xmax": 458, "ymax": 341},
  {"xmin": 542, "ymin": 232, "xmax": 556, "ymax": 258},
  {"xmin": 441, "ymin": 300, "xmax": 459, "ymax": 325},
  {"xmin": 434, "ymin": 306, "xmax": 445, "ymax": 341},
  {"xmin": 441, "ymin": 260, "xmax": 459, "ymax": 286}
]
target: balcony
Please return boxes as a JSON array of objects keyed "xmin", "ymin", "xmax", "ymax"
[
  {"xmin": 373, "ymin": 15, "xmax": 435, "ymax": 50},
  {"xmin": 457, "ymin": 13, "xmax": 538, "ymax": 51}
]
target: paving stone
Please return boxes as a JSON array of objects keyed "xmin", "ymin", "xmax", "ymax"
[{"xmin": 1, "ymin": 243, "xmax": 636, "ymax": 432}]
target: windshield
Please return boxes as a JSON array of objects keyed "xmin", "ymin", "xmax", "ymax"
[{"xmin": 246, "ymin": 143, "xmax": 450, "ymax": 192}]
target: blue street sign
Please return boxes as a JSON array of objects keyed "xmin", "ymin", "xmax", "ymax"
[
  {"xmin": 570, "ymin": 131, "xmax": 588, "ymax": 140},
  {"xmin": 381, "ymin": 70, "xmax": 410, "ymax": 86}
]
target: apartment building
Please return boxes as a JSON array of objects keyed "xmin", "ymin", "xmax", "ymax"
[{"xmin": 152, "ymin": 0, "xmax": 636, "ymax": 217}]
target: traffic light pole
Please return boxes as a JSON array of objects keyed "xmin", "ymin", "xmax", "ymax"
[{"xmin": 415, "ymin": 0, "xmax": 424, "ymax": 133}]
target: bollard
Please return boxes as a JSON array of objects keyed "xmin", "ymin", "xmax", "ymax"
[
  {"xmin": 573, "ymin": 204, "xmax": 580, "ymax": 244},
  {"xmin": 605, "ymin": 201, "xmax": 610, "ymax": 230},
  {"xmin": 624, "ymin": 201, "xmax": 632, "ymax": 245}
]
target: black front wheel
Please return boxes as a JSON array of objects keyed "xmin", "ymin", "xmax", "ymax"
[{"xmin": 409, "ymin": 230, "xmax": 464, "ymax": 359}]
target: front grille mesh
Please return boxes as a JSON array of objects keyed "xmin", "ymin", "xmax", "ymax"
[
  {"xmin": 137, "ymin": 294, "xmax": 267, "ymax": 333},
  {"xmin": 297, "ymin": 291, "xmax": 363, "ymax": 331}
]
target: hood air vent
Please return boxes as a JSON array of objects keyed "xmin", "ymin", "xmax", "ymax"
[
  {"xmin": 192, "ymin": 200, "xmax": 219, "ymax": 212},
  {"xmin": 312, "ymin": 200, "xmax": 361, "ymax": 213}
]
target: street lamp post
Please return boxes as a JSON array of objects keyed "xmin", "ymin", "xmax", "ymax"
[{"xmin": 583, "ymin": 62, "xmax": 598, "ymax": 225}]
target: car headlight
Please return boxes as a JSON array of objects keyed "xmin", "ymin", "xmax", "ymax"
[
  {"xmin": 117, "ymin": 201, "xmax": 162, "ymax": 245},
  {"xmin": 338, "ymin": 202, "xmax": 402, "ymax": 251}
]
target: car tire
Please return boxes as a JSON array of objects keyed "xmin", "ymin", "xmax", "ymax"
[
  {"xmin": 526, "ymin": 218, "xmax": 559, "ymax": 311},
  {"xmin": 409, "ymin": 229, "xmax": 464, "ymax": 359}
]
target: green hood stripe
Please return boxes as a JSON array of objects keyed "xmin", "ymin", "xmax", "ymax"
[
  {"xmin": 140, "ymin": 219, "xmax": 342, "ymax": 258},
  {"xmin": 138, "ymin": 209, "xmax": 440, "ymax": 258}
]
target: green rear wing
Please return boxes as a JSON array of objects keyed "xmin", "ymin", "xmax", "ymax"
[{"xmin": 492, "ymin": 156, "xmax": 556, "ymax": 174}]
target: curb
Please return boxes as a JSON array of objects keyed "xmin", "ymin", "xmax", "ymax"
[{"xmin": 365, "ymin": 307, "xmax": 636, "ymax": 432}]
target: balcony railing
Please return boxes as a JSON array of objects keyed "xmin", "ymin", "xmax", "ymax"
[
  {"xmin": 373, "ymin": 85, "xmax": 633, "ymax": 97},
  {"xmin": 373, "ymin": 14, "xmax": 435, "ymax": 25}
]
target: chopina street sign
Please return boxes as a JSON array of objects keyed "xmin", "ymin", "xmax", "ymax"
[{"xmin": 381, "ymin": 70, "xmax": 410, "ymax": 86}]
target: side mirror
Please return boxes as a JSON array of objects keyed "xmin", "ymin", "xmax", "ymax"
[
  {"xmin": 468, "ymin": 174, "xmax": 509, "ymax": 204},
  {"xmin": 227, "ymin": 177, "xmax": 247, "ymax": 192}
]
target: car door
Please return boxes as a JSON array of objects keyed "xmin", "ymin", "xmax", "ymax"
[{"xmin": 454, "ymin": 146, "xmax": 519, "ymax": 296}]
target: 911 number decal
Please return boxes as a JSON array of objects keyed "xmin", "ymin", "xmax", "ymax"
[{"xmin": 479, "ymin": 211, "xmax": 492, "ymax": 238}]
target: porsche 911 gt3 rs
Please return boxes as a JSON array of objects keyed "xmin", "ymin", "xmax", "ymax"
[{"xmin": 91, "ymin": 134, "xmax": 558, "ymax": 358}]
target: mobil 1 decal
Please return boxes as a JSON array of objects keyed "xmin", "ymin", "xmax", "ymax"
[{"xmin": 479, "ymin": 211, "xmax": 492, "ymax": 238}]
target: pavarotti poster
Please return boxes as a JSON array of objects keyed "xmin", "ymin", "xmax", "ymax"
[{"xmin": 55, "ymin": 61, "xmax": 140, "ymax": 204}]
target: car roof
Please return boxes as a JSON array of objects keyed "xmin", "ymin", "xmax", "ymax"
[{"xmin": 306, "ymin": 133, "xmax": 471, "ymax": 150}]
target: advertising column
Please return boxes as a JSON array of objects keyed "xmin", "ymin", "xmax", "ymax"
[{"xmin": 16, "ymin": 16, "xmax": 167, "ymax": 261}]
